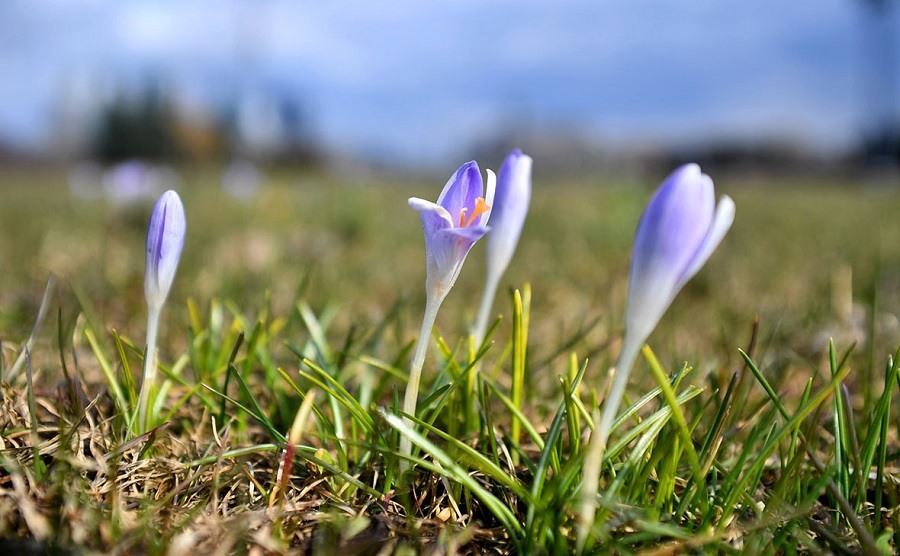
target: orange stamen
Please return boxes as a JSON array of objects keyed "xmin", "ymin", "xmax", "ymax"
[
  {"xmin": 463, "ymin": 197, "xmax": 491, "ymax": 227},
  {"xmin": 458, "ymin": 208, "xmax": 468, "ymax": 227}
]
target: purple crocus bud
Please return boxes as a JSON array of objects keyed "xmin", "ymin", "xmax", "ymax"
[
  {"xmin": 486, "ymin": 149, "xmax": 532, "ymax": 287},
  {"xmin": 144, "ymin": 190, "xmax": 186, "ymax": 312},
  {"xmin": 472, "ymin": 149, "xmax": 532, "ymax": 342},
  {"xmin": 625, "ymin": 163, "xmax": 734, "ymax": 345},
  {"xmin": 408, "ymin": 161, "xmax": 496, "ymax": 297},
  {"xmin": 578, "ymin": 164, "xmax": 734, "ymax": 549}
]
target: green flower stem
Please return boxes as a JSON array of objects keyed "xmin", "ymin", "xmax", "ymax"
[
  {"xmin": 400, "ymin": 290, "xmax": 445, "ymax": 471},
  {"xmin": 137, "ymin": 308, "xmax": 160, "ymax": 434},
  {"xmin": 472, "ymin": 270, "xmax": 501, "ymax": 347},
  {"xmin": 576, "ymin": 336, "xmax": 641, "ymax": 553},
  {"xmin": 467, "ymin": 272, "xmax": 501, "ymax": 431}
]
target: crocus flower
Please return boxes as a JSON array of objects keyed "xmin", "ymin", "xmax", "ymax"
[
  {"xmin": 400, "ymin": 161, "xmax": 496, "ymax": 468},
  {"xmin": 408, "ymin": 161, "xmax": 496, "ymax": 297},
  {"xmin": 138, "ymin": 190, "xmax": 186, "ymax": 433},
  {"xmin": 578, "ymin": 163, "xmax": 734, "ymax": 551},
  {"xmin": 144, "ymin": 190, "xmax": 186, "ymax": 312},
  {"xmin": 623, "ymin": 163, "xmax": 735, "ymax": 350},
  {"xmin": 473, "ymin": 149, "xmax": 532, "ymax": 344}
]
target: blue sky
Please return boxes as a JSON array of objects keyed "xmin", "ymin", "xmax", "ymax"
[{"xmin": 0, "ymin": 1, "xmax": 897, "ymax": 166}]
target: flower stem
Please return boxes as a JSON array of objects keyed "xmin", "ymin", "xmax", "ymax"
[
  {"xmin": 399, "ymin": 291, "xmax": 444, "ymax": 471},
  {"xmin": 137, "ymin": 307, "xmax": 160, "ymax": 434},
  {"xmin": 472, "ymin": 271, "xmax": 501, "ymax": 347},
  {"xmin": 466, "ymin": 272, "xmax": 501, "ymax": 431},
  {"xmin": 575, "ymin": 336, "xmax": 641, "ymax": 553}
]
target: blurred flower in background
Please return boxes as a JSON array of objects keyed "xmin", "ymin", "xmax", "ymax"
[{"xmin": 222, "ymin": 159, "xmax": 262, "ymax": 200}]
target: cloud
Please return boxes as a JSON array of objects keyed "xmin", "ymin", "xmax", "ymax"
[{"xmin": 0, "ymin": 0, "xmax": 891, "ymax": 162}]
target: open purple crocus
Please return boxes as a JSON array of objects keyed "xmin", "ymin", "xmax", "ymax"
[
  {"xmin": 408, "ymin": 161, "xmax": 496, "ymax": 297},
  {"xmin": 400, "ymin": 161, "xmax": 496, "ymax": 468}
]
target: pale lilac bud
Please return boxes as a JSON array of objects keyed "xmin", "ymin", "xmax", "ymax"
[
  {"xmin": 579, "ymin": 164, "xmax": 734, "ymax": 546},
  {"xmin": 485, "ymin": 149, "xmax": 532, "ymax": 285},
  {"xmin": 625, "ymin": 163, "xmax": 734, "ymax": 345},
  {"xmin": 144, "ymin": 190, "xmax": 186, "ymax": 312},
  {"xmin": 408, "ymin": 161, "xmax": 496, "ymax": 297}
]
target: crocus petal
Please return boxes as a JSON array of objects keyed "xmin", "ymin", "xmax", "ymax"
[
  {"xmin": 624, "ymin": 270, "xmax": 679, "ymax": 345},
  {"xmin": 409, "ymin": 196, "xmax": 454, "ymax": 235},
  {"xmin": 423, "ymin": 225, "xmax": 490, "ymax": 294},
  {"xmin": 429, "ymin": 225, "xmax": 491, "ymax": 274},
  {"xmin": 437, "ymin": 161, "xmax": 483, "ymax": 224},
  {"xmin": 145, "ymin": 190, "xmax": 186, "ymax": 311},
  {"xmin": 630, "ymin": 164, "xmax": 714, "ymax": 285},
  {"xmin": 677, "ymin": 195, "xmax": 735, "ymax": 291},
  {"xmin": 485, "ymin": 151, "xmax": 531, "ymax": 281},
  {"xmin": 479, "ymin": 169, "xmax": 497, "ymax": 226},
  {"xmin": 439, "ymin": 224, "xmax": 491, "ymax": 244}
]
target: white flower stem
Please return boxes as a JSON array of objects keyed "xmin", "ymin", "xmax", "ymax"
[
  {"xmin": 399, "ymin": 290, "xmax": 444, "ymax": 471},
  {"xmin": 472, "ymin": 271, "xmax": 501, "ymax": 347},
  {"xmin": 575, "ymin": 335, "xmax": 641, "ymax": 553},
  {"xmin": 137, "ymin": 307, "xmax": 160, "ymax": 434}
]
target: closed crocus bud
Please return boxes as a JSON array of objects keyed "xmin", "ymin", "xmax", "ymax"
[
  {"xmin": 613, "ymin": 163, "xmax": 734, "ymax": 425},
  {"xmin": 144, "ymin": 190, "xmax": 186, "ymax": 312},
  {"xmin": 138, "ymin": 189, "xmax": 185, "ymax": 434},
  {"xmin": 485, "ymin": 150, "xmax": 531, "ymax": 286},
  {"xmin": 578, "ymin": 164, "xmax": 734, "ymax": 550},
  {"xmin": 625, "ymin": 163, "xmax": 735, "ymax": 346},
  {"xmin": 473, "ymin": 150, "xmax": 532, "ymax": 343}
]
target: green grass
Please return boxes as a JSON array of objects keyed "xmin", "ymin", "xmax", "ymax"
[{"xmin": 0, "ymin": 166, "xmax": 898, "ymax": 553}]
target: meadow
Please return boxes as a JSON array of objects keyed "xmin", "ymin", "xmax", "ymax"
[{"xmin": 0, "ymin": 166, "xmax": 898, "ymax": 554}]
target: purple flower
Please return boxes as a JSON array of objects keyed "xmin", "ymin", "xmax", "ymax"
[
  {"xmin": 578, "ymin": 164, "xmax": 734, "ymax": 548},
  {"xmin": 400, "ymin": 161, "xmax": 496, "ymax": 467},
  {"xmin": 485, "ymin": 149, "xmax": 532, "ymax": 287},
  {"xmin": 625, "ymin": 163, "xmax": 734, "ymax": 345},
  {"xmin": 472, "ymin": 149, "xmax": 532, "ymax": 342},
  {"xmin": 409, "ymin": 161, "xmax": 496, "ymax": 296},
  {"xmin": 144, "ymin": 190, "xmax": 186, "ymax": 312}
]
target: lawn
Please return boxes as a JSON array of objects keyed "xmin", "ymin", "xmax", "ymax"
[{"xmin": 0, "ymin": 165, "xmax": 898, "ymax": 554}]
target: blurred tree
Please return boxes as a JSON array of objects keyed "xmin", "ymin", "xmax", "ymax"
[
  {"xmin": 857, "ymin": 0, "xmax": 899, "ymax": 165},
  {"xmin": 93, "ymin": 88, "xmax": 181, "ymax": 162}
]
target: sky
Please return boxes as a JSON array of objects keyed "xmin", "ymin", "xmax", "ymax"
[{"xmin": 0, "ymin": 1, "xmax": 897, "ymax": 167}]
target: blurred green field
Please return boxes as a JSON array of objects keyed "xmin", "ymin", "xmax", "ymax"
[{"xmin": 2, "ymin": 167, "xmax": 899, "ymax": 393}]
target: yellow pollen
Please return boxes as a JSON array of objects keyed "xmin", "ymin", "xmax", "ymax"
[{"xmin": 462, "ymin": 197, "xmax": 491, "ymax": 227}]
